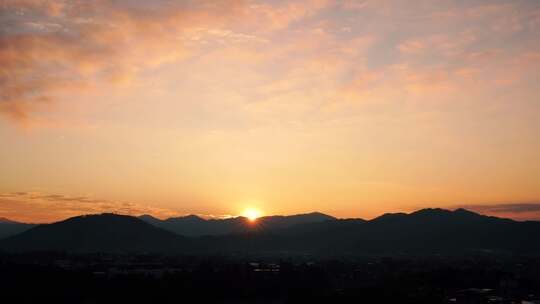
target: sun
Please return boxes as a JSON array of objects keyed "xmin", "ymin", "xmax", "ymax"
[{"xmin": 242, "ymin": 208, "xmax": 262, "ymax": 222}]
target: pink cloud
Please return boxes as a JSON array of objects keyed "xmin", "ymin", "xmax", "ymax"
[
  {"xmin": 2, "ymin": 0, "xmax": 539, "ymax": 127},
  {"xmin": 0, "ymin": 0, "xmax": 339, "ymax": 124},
  {"xmin": 0, "ymin": 1, "xmax": 255, "ymax": 123}
]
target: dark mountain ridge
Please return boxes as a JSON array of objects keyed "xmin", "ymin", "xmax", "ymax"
[
  {"xmin": 1, "ymin": 209, "xmax": 539, "ymax": 255},
  {"xmin": 139, "ymin": 211, "xmax": 336, "ymax": 236},
  {"xmin": 0, "ymin": 218, "xmax": 36, "ymax": 240},
  {"xmin": 0, "ymin": 213, "xmax": 187, "ymax": 253},
  {"xmin": 0, "ymin": 217, "xmax": 20, "ymax": 224}
]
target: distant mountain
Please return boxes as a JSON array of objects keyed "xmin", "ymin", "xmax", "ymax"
[
  {"xmin": 0, "ymin": 217, "xmax": 20, "ymax": 224},
  {"xmin": 0, "ymin": 213, "xmax": 187, "ymax": 253},
  {"xmin": 0, "ymin": 218, "xmax": 35, "ymax": 240},
  {"xmin": 222, "ymin": 208, "xmax": 540, "ymax": 255},
  {"xmin": 139, "ymin": 212, "xmax": 336, "ymax": 236},
  {"xmin": 2, "ymin": 209, "xmax": 539, "ymax": 255},
  {"xmin": 138, "ymin": 214, "xmax": 164, "ymax": 227}
]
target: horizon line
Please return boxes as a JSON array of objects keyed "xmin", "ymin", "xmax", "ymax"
[{"xmin": 4, "ymin": 207, "xmax": 537, "ymax": 225}]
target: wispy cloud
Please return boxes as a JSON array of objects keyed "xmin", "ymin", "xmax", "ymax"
[
  {"xmin": 0, "ymin": 191, "xmax": 181, "ymax": 223},
  {"xmin": 0, "ymin": 191, "xmax": 240, "ymax": 223},
  {"xmin": 0, "ymin": 0, "xmax": 338, "ymax": 125},
  {"xmin": 2, "ymin": 0, "xmax": 539, "ymax": 126},
  {"xmin": 456, "ymin": 203, "xmax": 540, "ymax": 221},
  {"xmin": 1, "ymin": 1, "xmax": 539, "ymax": 218},
  {"xmin": 0, "ymin": 0, "xmax": 264, "ymax": 124}
]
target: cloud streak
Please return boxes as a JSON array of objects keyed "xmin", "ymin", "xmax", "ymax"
[
  {"xmin": 0, "ymin": 191, "xmax": 181, "ymax": 223},
  {"xmin": 457, "ymin": 203, "xmax": 540, "ymax": 221}
]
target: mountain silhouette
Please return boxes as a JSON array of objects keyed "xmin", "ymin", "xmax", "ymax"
[
  {"xmin": 195, "ymin": 208, "xmax": 540, "ymax": 255},
  {"xmin": 0, "ymin": 213, "xmax": 187, "ymax": 253},
  {"xmin": 138, "ymin": 212, "xmax": 336, "ymax": 236},
  {"xmin": 0, "ymin": 218, "xmax": 35, "ymax": 240},
  {"xmin": 288, "ymin": 208, "xmax": 539, "ymax": 254},
  {"xmin": 1, "ymin": 209, "xmax": 539, "ymax": 255},
  {"xmin": 0, "ymin": 217, "xmax": 20, "ymax": 224}
]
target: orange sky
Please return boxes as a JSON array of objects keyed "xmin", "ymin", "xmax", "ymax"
[{"xmin": 1, "ymin": 0, "xmax": 539, "ymax": 223}]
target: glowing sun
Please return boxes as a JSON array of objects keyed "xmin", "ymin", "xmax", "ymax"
[{"xmin": 242, "ymin": 208, "xmax": 262, "ymax": 221}]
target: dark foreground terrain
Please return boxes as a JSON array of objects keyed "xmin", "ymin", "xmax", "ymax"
[
  {"xmin": 1, "ymin": 209, "xmax": 539, "ymax": 303},
  {"xmin": 1, "ymin": 252, "xmax": 540, "ymax": 304}
]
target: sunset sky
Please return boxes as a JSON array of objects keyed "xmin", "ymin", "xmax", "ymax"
[{"xmin": 1, "ymin": 0, "xmax": 539, "ymax": 223}]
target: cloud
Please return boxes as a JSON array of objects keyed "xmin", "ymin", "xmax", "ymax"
[
  {"xmin": 0, "ymin": 0, "xmax": 257, "ymax": 123},
  {"xmin": 457, "ymin": 203, "xmax": 540, "ymax": 221},
  {"xmin": 476, "ymin": 203, "xmax": 540, "ymax": 213},
  {"xmin": 248, "ymin": 0, "xmax": 331, "ymax": 30},
  {"xmin": 398, "ymin": 31, "xmax": 477, "ymax": 57},
  {"xmin": 0, "ymin": 0, "xmax": 338, "ymax": 124},
  {"xmin": 2, "ymin": 0, "xmax": 539, "ymax": 126},
  {"xmin": 0, "ymin": 191, "xmax": 241, "ymax": 223},
  {"xmin": 0, "ymin": 191, "xmax": 182, "ymax": 223}
]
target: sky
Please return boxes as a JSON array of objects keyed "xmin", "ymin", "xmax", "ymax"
[{"xmin": 1, "ymin": 0, "xmax": 539, "ymax": 223}]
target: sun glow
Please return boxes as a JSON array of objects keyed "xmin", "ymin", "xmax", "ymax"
[{"xmin": 242, "ymin": 208, "xmax": 262, "ymax": 222}]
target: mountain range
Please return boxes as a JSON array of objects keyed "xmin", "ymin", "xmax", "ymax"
[
  {"xmin": 1, "ymin": 208, "xmax": 539, "ymax": 255},
  {"xmin": 0, "ymin": 218, "xmax": 35, "ymax": 240},
  {"xmin": 138, "ymin": 212, "xmax": 335, "ymax": 236},
  {"xmin": 0, "ymin": 214, "xmax": 186, "ymax": 253}
]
